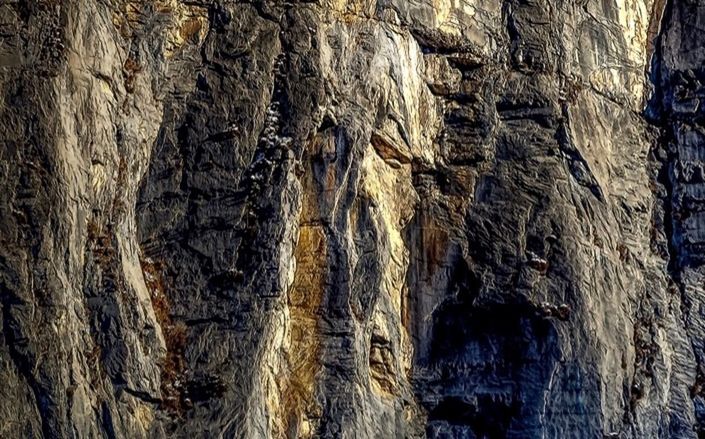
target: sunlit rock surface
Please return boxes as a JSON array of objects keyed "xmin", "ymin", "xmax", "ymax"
[{"xmin": 1, "ymin": 0, "xmax": 705, "ymax": 437}]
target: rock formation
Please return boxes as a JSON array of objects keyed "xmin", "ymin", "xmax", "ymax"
[{"xmin": 2, "ymin": 0, "xmax": 705, "ymax": 437}]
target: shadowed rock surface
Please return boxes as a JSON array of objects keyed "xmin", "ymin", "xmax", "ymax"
[{"xmin": 2, "ymin": 0, "xmax": 705, "ymax": 437}]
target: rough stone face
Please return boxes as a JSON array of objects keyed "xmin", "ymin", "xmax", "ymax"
[{"xmin": 2, "ymin": 0, "xmax": 705, "ymax": 437}]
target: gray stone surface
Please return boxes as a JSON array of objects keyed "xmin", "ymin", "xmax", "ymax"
[{"xmin": 1, "ymin": 0, "xmax": 705, "ymax": 437}]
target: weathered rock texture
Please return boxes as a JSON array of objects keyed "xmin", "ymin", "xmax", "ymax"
[{"xmin": 2, "ymin": 0, "xmax": 705, "ymax": 437}]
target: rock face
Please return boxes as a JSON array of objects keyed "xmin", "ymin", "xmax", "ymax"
[{"xmin": 3, "ymin": 0, "xmax": 705, "ymax": 437}]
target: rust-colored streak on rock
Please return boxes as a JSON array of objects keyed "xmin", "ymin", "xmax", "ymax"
[
  {"xmin": 277, "ymin": 152, "xmax": 327, "ymax": 438},
  {"xmin": 140, "ymin": 257, "xmax": 187, "ymax": 416},
  {"xmin": 281, "ymin": 225, "xmax": 326, "ymax": 437},
  {"xmin": 422, "ymin": 227, "xmax": 450, "ymax": 276}
]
